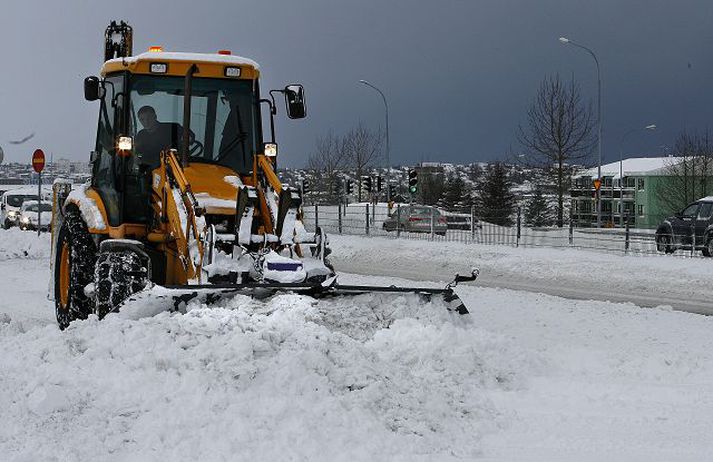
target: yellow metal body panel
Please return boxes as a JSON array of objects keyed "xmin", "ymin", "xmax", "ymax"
[
  {"xmin": 65, "ymin": 188, "xmax": 110, "ymax": 235},
  {"xmin": 101, "ymin": 53, "xmax": 259, "ymax": 80}
]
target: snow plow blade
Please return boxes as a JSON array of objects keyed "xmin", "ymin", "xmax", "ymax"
[{"xmin": 160, "ymin": 270, "xmax": 479, "ymax": 315}]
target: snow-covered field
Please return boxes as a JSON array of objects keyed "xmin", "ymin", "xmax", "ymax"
[{"xmin": 1, "ymin": 228, "xmax": 712, "ymax": 460}]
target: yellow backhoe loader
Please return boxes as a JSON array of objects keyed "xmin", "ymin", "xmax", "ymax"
[{"xmin": 49, "ymin": 21, "xmax": 476, "ymax": 329}]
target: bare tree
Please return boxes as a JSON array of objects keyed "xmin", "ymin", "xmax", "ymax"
[
  {"xmin": 307, "ymin": 131, "xmax": 347, "ymax": 203},
  {"xmin": 518, "ymin": 74, "xmax": 596, "ymax": 227},
  {"xmin": 343, "ymin": 123, "xmax": 383, "ymax": 201},
  {"xmin": 655, "ymin": 130, "xmax": 713, "ymax": 216}
]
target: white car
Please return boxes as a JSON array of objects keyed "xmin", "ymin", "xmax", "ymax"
[
  {"xmin": 18, "ymin": 200, "xmax": 52, "ymax": 231},
  {"xmin": 1, "ymin": 188, "xmax": 51, "ymax": 229}
]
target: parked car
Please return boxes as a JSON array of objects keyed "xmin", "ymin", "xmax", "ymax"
[
  {"xmin": 1, "ymin": 188, "xmax": 49, "ymax": 229},
  {"xmin": 382, "ymin": 205, "xmax": 447, "ymax": 235},
  {"xmin": 18, "ymin": 200, "xmax": 52, "ymax": 231},
  {"xmin": 655, "ymin": 197, "xmax": 713, "ymax": 256}
]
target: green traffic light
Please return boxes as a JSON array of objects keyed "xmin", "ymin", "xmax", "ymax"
[{"xmin": 409, "ymin": 186, "xmax": 417, "ymax": 194}]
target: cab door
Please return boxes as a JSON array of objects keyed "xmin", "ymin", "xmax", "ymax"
[
  {"xmin": 694, "ymin": 202, "xmax": 713, "ymax": 247},
  {"xmin": 672, "ymin": 202, "xmax": 700, "ymax": 246}
]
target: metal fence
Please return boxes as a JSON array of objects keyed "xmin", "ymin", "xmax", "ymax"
[{"xmin": 301, "ymin": 203, "xmax": 709, "ymax": 258}]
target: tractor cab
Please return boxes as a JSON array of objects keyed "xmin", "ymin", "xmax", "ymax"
[{"xmin": 83, "ymin": 21, "xmax": 305, "ymax": 228}]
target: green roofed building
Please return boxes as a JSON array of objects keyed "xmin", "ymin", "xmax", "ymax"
[{"xmin": 570, "ymin": 157, "xmax": 713, "ymax": 229}]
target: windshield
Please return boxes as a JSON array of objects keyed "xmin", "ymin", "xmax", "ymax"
[
  {"xmin": 23, "ymin": 203, "xmax": 52, "ymax": 213},
  {"xmin": 6, "ymin": 195, "xmax": 38, "ymax": 208},
  {"xmin": 129, "ymin": 75, "xmax": 260, "ymax": 174},
  {"xmin": 410, "ymin": 207, "xmax": 439, "ymax": 216}
]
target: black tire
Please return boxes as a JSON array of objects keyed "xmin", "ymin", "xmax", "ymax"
[
  {"xmin": 94, "ymin": 250, "xmax": 148, "ymax": 319},
  {"xmin": 703, "ymin": 236, "xmax": 713, "ymax": 257},
  {"xmin": 54, "ymin": 206, "xmax": 97, "ymax": 330},
  {"xmin": 656, "ymin": 232, "xmax": 674, "ymax": 254}
]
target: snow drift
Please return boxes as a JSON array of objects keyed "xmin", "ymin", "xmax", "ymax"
[{"xmin": 0, "ymin": 291, "xmax": 533, "ymax": 461}]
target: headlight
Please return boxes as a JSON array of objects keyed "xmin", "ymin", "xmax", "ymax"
[
  {"xmin": 118, "ymin": 136, "xmax": 133, "ymax": 151},
  {"xmin": 8, "ymin": 211, "xmax": 17, "ymax": 217},
  {"xmin": 264, "ymin": 142, "xmax": 278, "ymax": 157}
]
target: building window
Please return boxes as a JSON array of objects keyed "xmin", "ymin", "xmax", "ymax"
[
  {"xmin": 637, "ymin": 178, "xmax": 645, "ymax": 190},
  {"xmin": 638, "ymin": 204, "xmax": 645, "ymax": 216}
]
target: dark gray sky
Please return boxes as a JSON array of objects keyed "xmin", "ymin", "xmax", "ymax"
[{"xmin": 2, "ymin": 0, "xmax": 712, "ymax": 167}]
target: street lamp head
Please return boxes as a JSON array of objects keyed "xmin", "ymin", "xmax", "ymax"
[
  {"xmin": 359, "ymin": 79, "xmax": 370, "ymax": 85},
  {"xmin": 558, "ymin": 37, "xmax": 570, "ymax": 44},
  {"xmin": 645, "ymin": 124, "xmax": 657, "ymax": 130}
]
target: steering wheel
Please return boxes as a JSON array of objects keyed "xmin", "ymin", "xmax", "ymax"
[
  {"xmin": 189, "ymin": 138, "xmax": 204, "ymax": 156},
  {"xmin": 186, "ymin": 129, "xmax": 204, "ymax": 156}
]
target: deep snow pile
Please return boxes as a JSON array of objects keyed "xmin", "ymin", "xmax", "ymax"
[
  {"xmin": 0, "ymin": 227, "xmax": 50, "ymax": 261},
  {"xmin": 0, "ymin": 292, "xmax": 535, "ymax": 461}
]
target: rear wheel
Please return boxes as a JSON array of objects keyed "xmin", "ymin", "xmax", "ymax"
[
  {"xmin": 703, "ymin": 236, "xmax": 713, "ymax": 257},
  {"xmin": 94, "ymin": 250, "xmax": 148, "ymax": 319},
  {"xmin": 54, "ymin": 207, "xmax": 97, "ymax": 329}
]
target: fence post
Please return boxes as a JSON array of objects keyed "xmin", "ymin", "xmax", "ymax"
[
  {"xmin": 314, "ymin": 204, "xmax": 319, "ymax": 230},
  {"xmin": 365, "ymin": 203, "xmax": 370, "ymax": 235},
  {"xmin": 396, "ymin": 204, "xmax": 401, "ymax": 238},
  {"xmin": 470, "ymin": 205, "xmax": 475, "ymax": 242},
  {"xmin": 516, "ymin": 206, "xmax": 521, "ymax": 248},
  {"xmin": 338, "ymin": 202, "xmax": 342, "ymax": 234},
  {"xmin": 569, "ymin": 214, "xmax": 574, "ymax": 246},
  {"xmin": 372, "ymin": 200, "xmax": 376, "ymax": 228},
  {"xmin": 430, "ymin": 206, "xmax": 435, "ymax": 240},
  {"xmin": 624, "ymin": 212, "xmax": 630, "ymax": 254},
  {"xmin": 691, "ymin": 223, "xmax": 696, "ymax": 257}
]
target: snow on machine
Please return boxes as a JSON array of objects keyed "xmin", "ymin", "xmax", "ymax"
[{"xmin": 49, "ymin": 21, "xmax": 476, "ymax": 329}]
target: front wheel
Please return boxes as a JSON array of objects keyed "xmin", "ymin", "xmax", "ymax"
[
  {"xmin": 656, "ymin": 232, "xmax": 674, "ymax": 254},
  {"xmin": 54, "ymin": 207, "xmax": 97, "ymax": 329}
]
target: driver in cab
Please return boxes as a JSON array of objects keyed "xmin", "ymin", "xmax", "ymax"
[{"xmin": 135, "ymin": 105, "xmax": 186, "ymax": 167}]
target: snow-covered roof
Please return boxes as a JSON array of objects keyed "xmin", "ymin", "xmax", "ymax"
[
  {"xmin": 105, "ymin": 51, "xmax": 260, "ymax": 69},
  {"xmin": 575, "ymin": 157, "xmax": 679, "ymax": 179}
]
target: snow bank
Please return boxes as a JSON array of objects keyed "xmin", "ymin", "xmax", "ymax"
[
  {"xmin": 0, "ymin": 292, "xmax": 531, "ymax": 461},
  {"xmin": 329, "ymin": 234, "xmax": 713, "ymax": 303},
  {"xmin": 0, "ymin": 228, "xmax": 50, "ymax": 261}
]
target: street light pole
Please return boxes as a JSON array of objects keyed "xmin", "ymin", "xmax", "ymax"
[
  {"xmin": 559, "ymin": 36, "xmax": 602, "ymax": 228},
  {"xmin": 619, "ymin": 124, "xmax": 656, "ymax": 226},
  {"xmin": 359, "ymin": 79, "xmax": 390, "ymax": 202}
]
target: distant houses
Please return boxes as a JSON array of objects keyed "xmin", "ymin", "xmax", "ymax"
[{"xmin": 571, "ymin": 157, "xmax": 713, "ymax": 228}]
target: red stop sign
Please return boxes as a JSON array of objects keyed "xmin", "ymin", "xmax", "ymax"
[{"xmin": 32, "ymin": 149, "xmax": 45, "ymax": 173}]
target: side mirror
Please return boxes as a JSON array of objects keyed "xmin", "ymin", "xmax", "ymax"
[
  {"xmin": 284, "ymin": 84, "xmax": 306, "ymax": 119},
  {"xmin": 84, "ymin": 76, "xmax": 103, "ymax": 101}
]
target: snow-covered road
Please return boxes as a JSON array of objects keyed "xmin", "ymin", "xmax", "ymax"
[
  {"xmin": 330, "ymin": 235, "xmax": 713, "ymax": 315},
  {"xmin": 2, "ymin": 229, "xmax": 713, "ymax": 460}
]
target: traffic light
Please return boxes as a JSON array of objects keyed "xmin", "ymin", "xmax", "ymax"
[
  {"xmin": 346, "ymin": 179, "xmax": 354, "ymax": 195},
  {"xmin": 361, "ymin": 176, "xmax": 372, "ymax": 193},
  {"xmin": 301, "ymin": 179, "xmax": 310, "ymax": 195},
  {"xmin": 388, "ymin": 184, "xmax": 397, "ymax": 198},
  {"xmin": 408, "ymin": 169, "xmax": 418, "ymax": 194},
  {"xmin": 376, "ymin": 175, "xmax": 383, "ymax": 192}
]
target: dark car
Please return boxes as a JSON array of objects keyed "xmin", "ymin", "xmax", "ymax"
[{"xmin": 655, "ymin": 198, "xmax": 713, "ymax": 256}]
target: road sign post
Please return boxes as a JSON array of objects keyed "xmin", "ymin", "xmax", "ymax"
[{"xmin": 32, "ymin": 149, "xmax": 46, "ymax": 236}]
